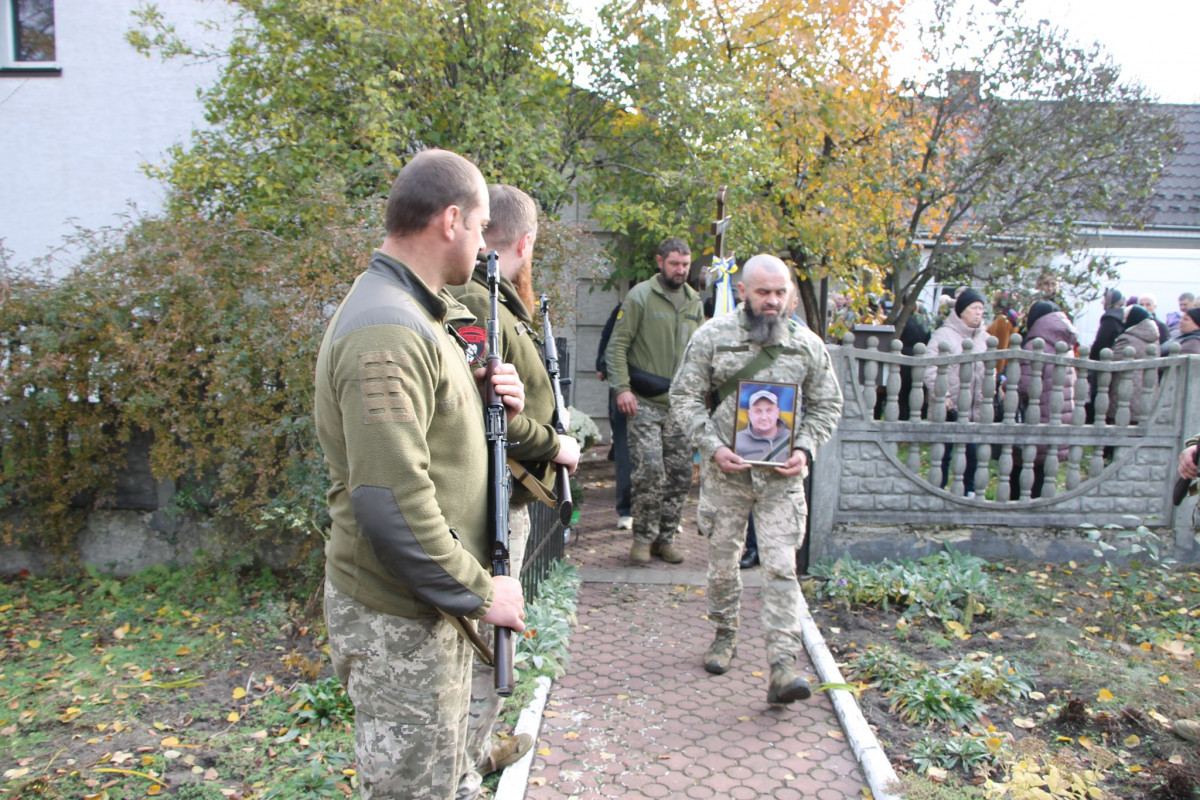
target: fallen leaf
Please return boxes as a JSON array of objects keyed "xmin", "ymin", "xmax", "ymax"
[
  {"xmin": 529, "ymin": 777, "xmax": 547, "ymax": 787},
  {"xmin": 1124, "ymin": 734, "xmax": 1140, "ymax": 747},
  {"xmin": 1098, "ymin": 689, "xmax": 1115, "ymax": 703},
  {"xmin": 564, "ymin": 731, "xmax": 579, "ymax": 740},
  {"xmin": 232, "ymin": 688, "xmax": 246, "ymax": 699},
  {"xmin": 1013, "ymin": 718, "xmax": 1037, "ymax": 729},
  {"xmin": 536, "ymin": 747, "xmax": 551, "ymax": 756}
]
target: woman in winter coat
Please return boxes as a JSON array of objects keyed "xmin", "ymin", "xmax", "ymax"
[
  {"xmin": 1108, "ymin": 305, "xmax": 1160, "ymax": 425},
  {"xmin": 1014, "ymin": 301, "xmax": 1078, "ymax": 497},
  {"xmin": 1162, "ymin": 307, "xmax": 1200, "ymax": 356},
  {"xmin": 924, "ymin": 288, "xmax": 989, "ymax": 494}
]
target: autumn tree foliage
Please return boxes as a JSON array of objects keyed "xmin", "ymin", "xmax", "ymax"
[{"xmin": 876, "ymin": 0, "xmax": 1179, "ymax": 329}]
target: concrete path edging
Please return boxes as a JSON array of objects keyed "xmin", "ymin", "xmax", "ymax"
[
  {"xmin": 495, "ymin": 675, "xmax": 553, "ymax": 800},
  {"xmin": 798, "ymin": 592, "xmax": 902, "ymax": 800}
]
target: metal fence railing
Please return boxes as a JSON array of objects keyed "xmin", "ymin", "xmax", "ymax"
[{"xmin": 519, "ymin": 500, "xmax": 568, "ymax": 602}]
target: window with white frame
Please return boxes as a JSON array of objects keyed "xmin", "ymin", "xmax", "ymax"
[{"xmin": 3, "ymin": 0, "xmax": 56, "ymax": 69}]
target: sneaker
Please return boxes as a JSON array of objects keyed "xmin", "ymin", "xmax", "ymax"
[
  {"xmin": 629, "ymin": 540, "xmax": 651, "ymax": 564},
  {"xmin": 1175, "ymin": 718, "xmax": 1200, "ymax": 742},
  {"xmin": 650, "ymin": 541, "xmax": 684, "ymax": 563},
  {"xmin": 767, "ymin": 663, "xmax": 812, "ymax": 704},
  {"xmin": 616, "ymin": 515, "xmax": 633, "ymax": 530},
  {"xmin": 480, "ymin": 733, "xmax": 533, "ymax": 775},
  {"xmin": 703, "ymin": 630, "xmax": 737, "ymax": 675}
]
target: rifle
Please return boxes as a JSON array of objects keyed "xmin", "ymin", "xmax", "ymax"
[
  {"xmin": 539, "ymin": 294, "xmax": 574, "ymax": 526},
  {"xmin": 1173, "ymin": 444, "xmax": 1200, "ymax": 507},
  {"xmin": 483, "ymin": 251, "xmax": 514, "ymax": 696}
]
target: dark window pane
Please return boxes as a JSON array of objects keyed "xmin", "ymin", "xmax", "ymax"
[{"xmin": 14, "ymin": 0, "xmax": 55, "ymax": 62}]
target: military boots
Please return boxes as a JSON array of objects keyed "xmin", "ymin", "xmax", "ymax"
[
  {"xmin": 767, "ymin": 663, "xmax": 812, "ymax": 704},
  {"xmin": 703, "ymin": 630, "xmax": 737, "ymax": 675},
  {"xmin": 629, "ymin": 541, "xmax": 651, "ymax": 564},
  {"xmin": 650, "ymin": 541, "xmax": 684, "ymax": 563}
]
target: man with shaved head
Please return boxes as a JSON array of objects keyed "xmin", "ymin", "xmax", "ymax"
[
  {"xmin": 315, "ymin": 149, "xmax": 528, "ymax": 798},
  {"xmin": 670, "ymin": 254, "xmax": 843, "ymax": 705}
]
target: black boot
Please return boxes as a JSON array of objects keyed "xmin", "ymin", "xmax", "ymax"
[{"xmin": 739, "ymin": 547, "xmax": 759, "ymax": 569}]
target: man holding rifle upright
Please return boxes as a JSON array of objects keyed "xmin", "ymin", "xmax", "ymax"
[
  {"xmin": 448, "ymin": 184, "xmax": 581, "ymax": 783},
  {"xmin": 314, "ymin": 150, "xmax": 528, "ymax": 800}
]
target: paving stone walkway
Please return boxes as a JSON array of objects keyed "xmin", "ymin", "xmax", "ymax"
[{"xmin": 520, "ymin": 448, "xmax": 873, "ymax": 799}]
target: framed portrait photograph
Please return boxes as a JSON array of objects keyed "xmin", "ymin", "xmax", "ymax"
[{"xmin": 733, "ymin": 380, "xmax": 797, "ymax": 466}]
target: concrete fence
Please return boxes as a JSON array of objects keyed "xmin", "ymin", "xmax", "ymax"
[{"xmin": 809, "ymin": 335, "xmax": 1200, "ymax": 565}]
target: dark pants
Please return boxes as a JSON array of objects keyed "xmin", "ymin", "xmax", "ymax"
[
  {"xmin": 608, "ymin": 390, "xmax": 632, "ymax": 517},
  {"xmin": 941, "ymin": 443, "xmax": 979, "ymax": 494}
]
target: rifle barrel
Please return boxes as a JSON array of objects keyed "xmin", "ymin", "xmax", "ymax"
[{"xmin": 485, "ymin": 252, "xmax": 514, "ymax": 696}]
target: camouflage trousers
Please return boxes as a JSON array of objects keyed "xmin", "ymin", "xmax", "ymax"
[
  {"xmin": 696, "ymin": 459, "xmax": 808, "ymax": 666},
  {"xmin": 324, "ymin": 579, "xmax": 478, "ymax": 800},
  {"xmin": 464, "ymin": 502, "xmax": 531, "ymax": 776},
  {"xmin": 628, "ymin": 401, "xmax": 693, "ymax": 545}
]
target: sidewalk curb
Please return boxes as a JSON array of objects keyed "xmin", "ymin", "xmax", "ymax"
[
  {"xmin": 799, "ymin": 592, "xmax": 902, "ymax": 800},
  {"xmin": 494, "ymin": 675, "xmax": 552, "ymax": 800}
]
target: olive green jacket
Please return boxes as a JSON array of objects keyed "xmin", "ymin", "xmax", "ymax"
[
  {"xmin": 447, "ymin": 264, "xmax": 560, "ymax": 505},
  {"xmin": 604, "ymin": 275, "xmax": 703, "ymax": 409},
  {"xmin": 315, "ymin": 251, "xmax": 494, "ymax": 621}
]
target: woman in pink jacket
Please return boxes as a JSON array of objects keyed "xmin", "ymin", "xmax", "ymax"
[{"xmin": 923, "ymin": 288, "xmax": 989, "ymax": 495}]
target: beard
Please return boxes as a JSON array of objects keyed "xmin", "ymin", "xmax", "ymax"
[
  {"xmin": 745, "ymin": 304, "xmax": 789, "ymax": 346},
  {"xmin": 660, "ymin": 272, "xmax": 686, "ymax": 291},
  {"xmin": 511, "ymin": 258, "xmax": 537, "ymax": 313}
]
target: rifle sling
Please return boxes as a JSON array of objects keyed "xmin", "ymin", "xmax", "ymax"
[
  {"xmin": 507, "ymin": 458, "xmax": 558, "ymax": 508},
  {"xmin": 446, "ymin": 613, "xmax": 495, "ymax": 666},
  {"xmin": 711, "ymin": 345, "xmax": 783, "ymax": 409}
]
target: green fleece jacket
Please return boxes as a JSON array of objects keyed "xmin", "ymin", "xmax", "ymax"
[
  {"xmin": 447, "ymin": 263, "xmax": 560, "ymax": 505},
  {"xmin": 314, "ymin": 251, "xmax": 494, "ymax": 621},
  {"xmin": 604, "ymin": 274, "xmax": 703, "ymax": 409}
]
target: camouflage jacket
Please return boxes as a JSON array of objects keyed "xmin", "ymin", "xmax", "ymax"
[{"xmin": 670, "ymin": 309, "xmax": 843, "ymax": 463}]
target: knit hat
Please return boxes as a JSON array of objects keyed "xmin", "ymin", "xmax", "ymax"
[
  {"xmin": 1103, "ymin": 288, "xmax": 1123, "ymax": 309},
  {"xmin": 1024, "ymin": 300, "xmax": 1059, "ymax": 334},
  {"xmin": 1124, "ymin": 305, "xmax": 1150, "ymax": 328},
  {"xmin": 1185, "ymin": 307, "xmax": 1200, "ymax": 326},
  {"xmin": 955, "ymin": 288, "xmax": 985, "ymax": 317}
]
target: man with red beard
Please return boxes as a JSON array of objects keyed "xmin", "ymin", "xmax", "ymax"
[{"xmin": 447, "ymin": 184, "xmax": 580, "ymax": 790}]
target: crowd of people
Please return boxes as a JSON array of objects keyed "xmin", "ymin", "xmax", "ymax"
[{"xmin": 309, "ymin": 148, "xmax": 1199, "ymax": 798}]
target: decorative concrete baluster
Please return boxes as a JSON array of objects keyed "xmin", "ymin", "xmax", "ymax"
[
  {"xmin": 1113, "ymin": 346, "xmax": 1134, "ymax": 428},
  {"xmin": 928, "ymin": 341, "xmax": 950, "ymax": 487},
  {"xmin": 1092, "ymin": 349, "xmax": 1112, "ymax": 476},
  {"xmin": 1068, "ymin": 347, "xmax": 1089, "ymax": 491},
  {"xmin": 976, "ymin": 340, "xmax": 997, "ymax": 497},
  {"xmin": 885, "ymin": 340, "xmax": 901, "ymax": 423},
  {"xmin": 1140, "ymin": 343, "xmax": 1157, "ymax": 424},
  {"xmin": 862, "ymin": 336, "xmax": 880, "ymax": 420},
  {"xmin": 907, "ymin": 343, "xmax": 926, "ymax": 473},
  {"xmin": 950, "ymin": 340, "xmax": 974, "ymax": 496},
  {"xmin": 1019, "ymin": 340, "xmax": 1043, "ymax": 501},
  {"xmin": 996, "ymin": 335, "xmax": 1023, "ymax": 502},
  {"xmin": 1041, "ymin": 341, "xmax": 1069, "ymax": 499}
]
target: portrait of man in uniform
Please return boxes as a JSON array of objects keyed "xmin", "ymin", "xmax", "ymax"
[{"xmin": 733, "ymin": 382, "xmax": 796, "ymax": 465}]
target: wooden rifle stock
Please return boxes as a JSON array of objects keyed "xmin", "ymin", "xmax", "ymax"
[
  {"xmin": 539, "ymin": 294, "xmax": 574, "ymax": 526},
  {"xmin": 483, "ymin": 252, "xmax": 514, "ymax": 696},
  {"xmin": 1173, "ymin": 444, "xmax": 1199, "ymax": 507}
]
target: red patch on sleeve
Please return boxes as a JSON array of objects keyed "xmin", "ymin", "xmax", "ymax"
[{"xmin": 457, "ymin": 325, "xmax": 488, "ymax": 366}]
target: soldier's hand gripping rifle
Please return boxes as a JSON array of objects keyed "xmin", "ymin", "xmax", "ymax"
[
  {"xmin": 539, "ymin": 294, "xmax": 574, "ymax": 526},
  {"xmin": 1174, "ymin": 444, "xmax": 1200, "ymax": 507},
  {"xmin": 483, "ymin": 251, "xmax": 515, "ymax": 696}
]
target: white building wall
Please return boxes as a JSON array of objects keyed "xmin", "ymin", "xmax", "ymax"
[{"xmin": 0, "ymin": 0, "xmax": 229, "ymax": 272}]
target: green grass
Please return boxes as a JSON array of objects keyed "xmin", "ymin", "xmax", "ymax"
[{"xmin": 0, "ymin": 557, "xmax": 580, "ymax": 799}]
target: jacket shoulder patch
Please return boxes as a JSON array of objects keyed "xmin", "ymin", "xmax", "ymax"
[{"xmin": 456, "ymin": 325, "xmax": 488, "ymax": 367}]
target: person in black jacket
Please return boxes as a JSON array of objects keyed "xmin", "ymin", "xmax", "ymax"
[
  {"xmin": 596, "ymin": 303, "xmax": 633, "ymax": 529},
  {"xmin": 1086, "ymin": 288, "xmax": 1124, "ymax": 424}
]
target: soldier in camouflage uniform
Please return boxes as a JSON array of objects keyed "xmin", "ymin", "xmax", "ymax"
[
  {"xmin": 315, "ymin": 150, "xmax": 528, "ymax": 799},
  {"xmin": 670, "ymin": 254, "xmax": 842, "ymax": 704},
  {"xmin": 448, "ymin": 185, "xmax": 580, "ymax": 786},
  {"xmin": 604, "ymin": 238, "xmax": 704, "ymax": 565}
]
